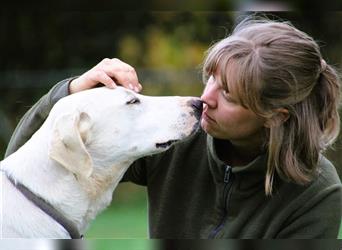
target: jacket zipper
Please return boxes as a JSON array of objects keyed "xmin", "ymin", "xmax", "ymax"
[{"xmin": 209, "ymin": 165, "xmax": 233, "ymax": 238}]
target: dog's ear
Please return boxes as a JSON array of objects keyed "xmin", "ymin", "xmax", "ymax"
[{"xmin": 49, "ymin": 111, "xmax": 93, "ymax": 179}]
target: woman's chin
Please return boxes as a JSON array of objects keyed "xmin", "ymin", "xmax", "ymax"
[
  {"xmin": 201, "ymin": 120, "xmax": 228, "ymax": 139},
  {"xmin": 200, "ymin": 119, "xmax": 209, "ymax": 132},
  {"xmin": 201, "ymin": 120, "xmax": 215, "ymax": 136}
]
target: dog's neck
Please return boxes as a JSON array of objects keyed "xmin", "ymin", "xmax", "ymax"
[{"xmin": 1, "ymin": 123, "xmax": 132, "ymax": 236}]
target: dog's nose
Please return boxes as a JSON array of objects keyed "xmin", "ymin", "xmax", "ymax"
[{"xmin": 191, "ymin": 99, "xmax": 203, "ymax": 120}]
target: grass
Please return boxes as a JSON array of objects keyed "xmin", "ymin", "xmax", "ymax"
[
  {"xmin": 85, "ymin": 201, "xmax": 148, "ymax": 239},
  {"xmin": 83, "ymin": 183, "xmax": 153, "ymax": 249},
  {"xmin": 85, "ymin": 183, "xmax": 148, "ymax": 239}
]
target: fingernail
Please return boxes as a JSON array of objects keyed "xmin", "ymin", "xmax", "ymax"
[
  {"xmin": 138, "ymin": 84, "xmax": 143, "ymax": 90},
  {"xmin": 134, "ymin": 86, "xmax": 139, "ymax": 92},
  {"xmin": 129, "ymin": 84, "xmax": 134, "ymax": 90}
]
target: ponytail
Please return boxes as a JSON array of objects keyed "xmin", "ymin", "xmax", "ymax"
[
  {"xmin": 316, "ymin": 64, "xmax": 341, "ymax": 149},
  {"xmin": 267, "ymin": 62, "xmax": 342, "ymax": 196}
]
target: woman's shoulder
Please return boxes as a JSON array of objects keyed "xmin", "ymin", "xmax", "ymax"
[
  {"xmin": 275, "ymin": 154, "xmax": 341, "ymax": 202},
  {"xmin": 316, "ymin": 154, "xmax": 341, "ymax": 187}
]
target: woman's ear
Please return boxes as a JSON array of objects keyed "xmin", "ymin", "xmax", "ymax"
[{"xmin": 264, "ymin": 108, "xmax": 289, "ymax": 128}]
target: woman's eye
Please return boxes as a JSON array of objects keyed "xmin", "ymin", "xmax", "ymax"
[
  {"xmin": 222, "ymin": 89, "xmax": 229, "ymax": 98},
  {"xmin": 126, "ymin": 98, "xmax": 141, "ymax": 105},
  {"xmin": 222, "ymin": 90, "xmax": 235, "ymax": 103}
]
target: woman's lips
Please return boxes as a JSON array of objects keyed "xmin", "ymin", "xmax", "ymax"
[{"xmin": 202, "ymin": 111, "xmax": 216, "ymax": 123}]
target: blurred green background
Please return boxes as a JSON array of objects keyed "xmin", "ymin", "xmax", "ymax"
[{"xmin": 1, "ymin": 9, "xmax": 342, "ymax": 240}]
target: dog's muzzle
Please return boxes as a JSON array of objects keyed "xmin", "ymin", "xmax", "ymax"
[
  {"xmin": 155, "ymin": 99, "xmax": 203, "ymax": 149},
  {"xmin": 191, "ymin": 99, "xmax": 203, "ymax": 120}
]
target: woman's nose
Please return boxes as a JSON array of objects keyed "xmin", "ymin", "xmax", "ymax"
[{"xmin": 200, "ymin": 84, "xmax": 218, "ymax": 109}]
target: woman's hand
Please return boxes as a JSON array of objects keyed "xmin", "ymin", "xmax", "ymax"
[{"xmin": 69, "ymin": 58, "xmax": 142, "ymax": 94}]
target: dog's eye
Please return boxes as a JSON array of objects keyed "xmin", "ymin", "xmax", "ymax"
[{"xmin": 126, "ymin": 98, "xmax": 141, "ymax": 105}]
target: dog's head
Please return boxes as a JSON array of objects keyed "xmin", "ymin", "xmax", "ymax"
[{"xmin": 48, "ymin": 87, "xmax": 201, "ymax": 180}]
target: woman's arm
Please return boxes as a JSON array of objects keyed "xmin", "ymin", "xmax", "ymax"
[
  {"xmin": 5, "ymin": 77, "xmax": 74, "ymax": 157},
  {"xmin": 5, "ymin": 58, "xmax": 141, "ymax": 157}
]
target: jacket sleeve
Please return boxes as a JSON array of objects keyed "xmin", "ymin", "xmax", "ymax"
[
  {"xmin": 4, "ymin": 77, "xmax": 76, "ymax": 157},
  {"xmin": 121, "ymin": 158, "xmax": 148, "ymax": 186}
]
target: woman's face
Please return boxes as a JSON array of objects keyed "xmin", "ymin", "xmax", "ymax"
[{"xmin": 200, "ymin": 70, "xmax": 266, "ymax": 147}]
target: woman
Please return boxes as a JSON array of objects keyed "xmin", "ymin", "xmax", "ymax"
[{"xmin": 5, "ymin": 16, "xmax": 342, "ymax": 238}]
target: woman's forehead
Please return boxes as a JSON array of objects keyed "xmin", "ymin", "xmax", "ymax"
[{"xmin": 218, "ymin": 61, "xmax": 240, "ymax": 87}]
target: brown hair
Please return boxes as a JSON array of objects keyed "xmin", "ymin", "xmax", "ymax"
[{"xmin": 203, "ymin": 16, "xmax": 341, "ymax": 195}]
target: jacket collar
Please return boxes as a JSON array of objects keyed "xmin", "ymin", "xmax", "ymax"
[
  {"xmin": 206, "ymin": 134, "xmax": 268, "ymax": 175},
  {"xmin": 206, "ymin": 134, "xmax": 270, "ymax": 194}
]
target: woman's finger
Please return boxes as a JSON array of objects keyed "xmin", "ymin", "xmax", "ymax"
[
  {"xmin": 89, "ymin": 70, "xmax": 117, "ymax": 89},
  {"xmin": 101, "ymin": 59, "xmax": 142, "ymax": 92}
]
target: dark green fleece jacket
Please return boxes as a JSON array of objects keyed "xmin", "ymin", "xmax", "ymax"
[{"xmin": 5, "ymin": 79, "xmax": 342, "ymax": 239}]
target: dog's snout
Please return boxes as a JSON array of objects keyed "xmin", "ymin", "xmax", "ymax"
[
  {"xmin": 191, "ymin": 99, "xmax": 203, "ymax": 120},
  {"xmin": 192, "ymin": 99, "xmax": 203, "ymax": 112}
]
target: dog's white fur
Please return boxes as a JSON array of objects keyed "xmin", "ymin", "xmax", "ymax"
[{"xmin": 0, "ymin": 87, "xmax": 200, "ymax": 238}]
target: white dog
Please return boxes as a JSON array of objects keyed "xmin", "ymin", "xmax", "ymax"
[{"xmin": 0, "ymin": 86, "xmax": 202, "ymax": 238}]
